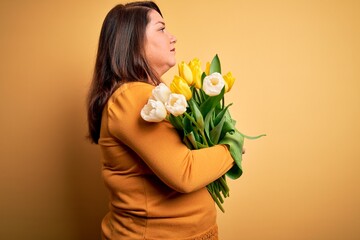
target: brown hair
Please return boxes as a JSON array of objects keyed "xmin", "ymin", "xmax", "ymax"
[{"xmin": 87, "ymin": 1, "xmax": 162, "ymax": 143}]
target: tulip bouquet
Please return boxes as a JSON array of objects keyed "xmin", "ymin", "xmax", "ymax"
[{"xmin": 141, "ymin": 55, "xmax": 265, "ymax": 212}]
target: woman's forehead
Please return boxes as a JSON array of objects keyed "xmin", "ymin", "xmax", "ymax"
[{"xmin": 148, "ymin": 10, "xmax": 164, "ymax": 25}]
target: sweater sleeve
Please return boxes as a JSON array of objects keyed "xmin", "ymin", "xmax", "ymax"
[{"xmin": 106, "ymin": 82, "xmax": 234, "ymax": 193}]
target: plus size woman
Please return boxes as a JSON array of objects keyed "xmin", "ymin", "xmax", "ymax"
[{"xmin": 87, "ymin": 1, "xmax": 242, "ymax": 239}]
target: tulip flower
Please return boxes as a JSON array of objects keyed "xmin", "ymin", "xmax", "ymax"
[
  {"xmin": 205, "ymin": 62, "xmax": 211, "ymax": 76},
  {"xmin": 188, "ymin": 58, "xmax": 202, "ymax": 89},
  {"xmin": 140, "ymin": 99, "xmax": 167, "ymax": 122},
  {"xmin": 223, "ymin": 72, "xmax": 235, "ymax": 92},
  {"xmin": 165, "ymin": 93, "xmax": 188, "ymax": 116},
  {"xmin": 178, "ymin": 61, "xmax": 194, "ymax": 85},
  {"xmin": 152, "ymin": 83, "xmax": 171, "ymax": 104},
  {"xmin": 202, "ymin": 72, "xmax": 225, "ymax": 96},
  {"xmin": 170, "ymin": 75, "xmax": 192, "ymax": 100},
  {"xmin": 192, "ymin": 66, "xmax": 203, "ymax": 89}
]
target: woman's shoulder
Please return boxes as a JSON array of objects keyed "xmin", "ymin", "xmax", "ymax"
[
  {"xmin": 109, "ymin": 81, "xmax": 154, "ymax": 104},
  {"xmin": 105, "ymin": 81, "xmax": 156, "ymax": 120},
  {"xmin": 113, "ymin": 81, "xmax": 154, "ymax": 97}
]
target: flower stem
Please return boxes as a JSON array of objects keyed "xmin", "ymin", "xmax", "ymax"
[
  {"xmin": 207, "ymin": 184, "xmax": 225, "ymax": 213},
  {"xmin": 183, "ymin": 112, "xmax": 209, "ymax": 147}
]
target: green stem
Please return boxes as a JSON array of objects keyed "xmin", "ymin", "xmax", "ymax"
[
  {"xmin": 207, "ymin": 185, "xmax": 225, "ymax": 213},
  {"xmin": 183, "ymin": 112, "xmax": 209, "ymax": 147},
  {"xmin": 193, "ymin": 87, "xmax": 201, "ymax": 104},
  {"xmin": 183, "ymin": 112, "xmax": 199, "ymax": 128},
  {"xmin": 219, "ymin": 176, "xmax": 229, "ymax": 197},
  {"xmin": 222, "ymin": 95, "xmax": 225, "ymax": 109}
]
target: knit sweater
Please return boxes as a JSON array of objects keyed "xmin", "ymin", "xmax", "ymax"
[{"xmin": 99, "ymin": 82, "xmax": 234, "ymax": 239}]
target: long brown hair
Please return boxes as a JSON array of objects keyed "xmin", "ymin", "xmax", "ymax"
[{"xmin": 87, "ymin": 1, "xmax": 162, "ymax": 144}]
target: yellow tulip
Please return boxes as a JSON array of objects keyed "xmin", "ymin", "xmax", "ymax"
[
  {"xmin": 188, "ymin": 58, "xmax": 201, "ymax": 69},
  {"xmin": 192, "ymin": 66, "xmax": 202, "ymax": 89},
  {"xmin": 170, "ymin": 75, "xmax": 192, "ymax": 100},
  {"xmin": 178, "ymin": 61, "xmax": 194, "ymax": 85},
  {"xmin": 188, "ymin": 58, "xmax": 202, "ymax": 89},
  {"xmin": 223, "ymin": 72, "xmax": 235, "ymax": 92},
  {"xmin": 205, "ymin": 62, "xmax": 211, "ymax": 76}
]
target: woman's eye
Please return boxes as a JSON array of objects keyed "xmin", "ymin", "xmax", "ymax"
[{"xmin": 160, "ymin": 28, "xmax": 165, "ymax": 32}]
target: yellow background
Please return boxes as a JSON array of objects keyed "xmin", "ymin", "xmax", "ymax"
[{"xmin": 1, "ymin": 0, "xmax": 359, "ymax": 239}]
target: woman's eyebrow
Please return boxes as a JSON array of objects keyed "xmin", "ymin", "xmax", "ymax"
[{"xmin": 155, "ymin": 21, "xmax": 165, "ymax": 26}]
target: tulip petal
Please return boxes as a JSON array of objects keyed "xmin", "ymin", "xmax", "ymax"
[
  {"xmin": 223, "ymin": 72, "xmax": 235, "ymax": 92},
  {"xmin": 170, "ymin": 75, "xmax": 192, "ymax": 100},
  {"xmin": 203, "ymin": 73, "xmax": 225, "ymax": 96},
  {"xmin": 140, "ymin": 99, "xmax": 167, "ymax": 122}
]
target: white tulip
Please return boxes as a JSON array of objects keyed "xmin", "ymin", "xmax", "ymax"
[
  {"xmin": 165, "ymin": 93, "xmax": 188, "ymax": 116},
  {"xmin": 202, "ymin": 72, "xmax": 225, "ymax": 96},
  {"xmin": 141, "ymin": 99, "xmax": 167, "ymax": 122},
  {"xmin": 152, "ymin": 83, "xmax": 171, "ymax": 104}
]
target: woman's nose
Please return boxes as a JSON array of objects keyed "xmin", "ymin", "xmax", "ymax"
[{"xmin": 170, "ymin": 33, "xmax": 177, "ymax": 44}]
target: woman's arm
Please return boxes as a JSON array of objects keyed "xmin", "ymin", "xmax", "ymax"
[{"xmin": 107, "ymin": 82, "xmax": 234, "ymax": 193}]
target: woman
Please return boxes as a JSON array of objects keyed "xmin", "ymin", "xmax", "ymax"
[{"xmin": 87, "ymin": 1, "xmax": 241, "ymax": 239}]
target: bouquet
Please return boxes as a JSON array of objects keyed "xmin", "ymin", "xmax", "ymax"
[{"xmin": 141, "ymin": 55, "xmax": 265, "ymax": 212}]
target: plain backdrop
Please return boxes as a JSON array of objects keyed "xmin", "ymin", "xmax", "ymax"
[{"xmin": 0, "ymin": 0, "xmax": 359, "ymax": 239}]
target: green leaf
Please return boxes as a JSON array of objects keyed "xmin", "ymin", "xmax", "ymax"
[
  {"xmin": 189, "ymin": 99, "xmax": 204, "ymax": 131},
  {"xmin": 191, "ymin": 86, "xmax": 198, "ymax": 103},
  {"xmin": 196, "ymin": 142, "xmax": 208, "ymax": 149},
  {"xmin": 210, "ymin": 114, "xmax": 226, "ymax": 144},
  {"xmin": 193, "ymin": 127, "xmax": 201, "ymax": 142},
  {"xmin": 183, "ymin": 136, "xmax": 195, "ymax": 149},
  {"xmin": 209, "ymin": 54, "xmax": 221, "ymax": 74},
  {"xmin": 182, "ymin": 114, "xmax": 193, "ymax": 134},
  {"xmin": 204, "ymin": 108, "xmax": 215, "ymax": 146},
  {"xmin": 219, "ymin": 118, "xmax": 236, "ymax": 140},
  {"xmin": 226, "ymin": 164, "xmax": 243, "ymax": 180},
  {"xmin": 191, "ymin": 86, "xmax": 204, "ymax": 104},
  {"xmin": 219, "ymin": 130, "xmax": 244, "ymax": 179},
  {"xmin": 239, "ymin": 132, "xmax": 267, "ymax": 140},
  {"xmin": 223, "ymin": 110, "xmax": 236, "ymax": 125},
  {"xmin": 200, "ymin": 87, "xmax": 225, "ymax": 117},
  {"xmin": 168, "ymin": 115, "xmax": 183, "ymax": 131},
  {"xmin": 185, "ymin": 132, "xmax": 198, "ymax": 149},
  {"xmin": 214, "ymin": 104, "xmax": 232, "ymax": 126},
  {"xmin": 201, "ymin": 71, "xmax": 207, "ymax": 82},
  {"xmin": 184, "ymin": 132, "xmax": 208, "ymax": 150}
]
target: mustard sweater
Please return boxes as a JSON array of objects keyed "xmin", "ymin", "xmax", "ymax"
[{"xmin": 99, "ymin": 82, "xmax": 234, "ymax": 240}]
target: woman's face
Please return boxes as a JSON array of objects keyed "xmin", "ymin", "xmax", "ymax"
[{"xmin": 144, "ymin": 10, "xmax": 177, "ymax": 78}]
